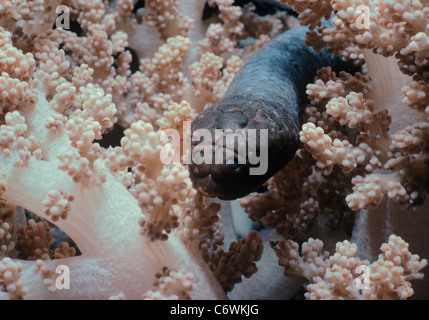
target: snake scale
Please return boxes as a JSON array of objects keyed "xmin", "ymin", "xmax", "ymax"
[{"xmin": 189, "ymin": 23, "xmax": 360, "ymax": 200}]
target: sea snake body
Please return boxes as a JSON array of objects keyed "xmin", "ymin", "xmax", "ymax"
[{"xmin": 189, "ymin": 23, "xmax": 360, "ymax": 200}]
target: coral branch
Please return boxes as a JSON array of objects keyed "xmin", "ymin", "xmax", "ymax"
[{"xmin": 271, "ymin": 235, "xmax": 427, "ymax": 300}]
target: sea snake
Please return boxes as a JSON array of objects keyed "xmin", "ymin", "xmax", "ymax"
[{"xmin": 189, "ymin": 23, "xmax": 360, "ymax": 200}]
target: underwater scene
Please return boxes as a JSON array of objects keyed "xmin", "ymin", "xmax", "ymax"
[{"xmin": 0, "ymin": 0, "xmax": 428, "ymax": 301}]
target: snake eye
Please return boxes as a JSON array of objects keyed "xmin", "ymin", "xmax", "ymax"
[
  {"xmin": 226, "ymin": 157, "xmax": 235, "ymax": 165},
  {"xmin": 200, "ymin": 150, "xmax": 204, "ymax": 157}
]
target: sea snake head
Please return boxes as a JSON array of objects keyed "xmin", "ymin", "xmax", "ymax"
[
  {"xmin": 188, "ymin": 19, "xmax": 359, "ymax": 200},
  {"xmin": 188, "ymin": 94, "xmax": 300, "ymax": 200}
]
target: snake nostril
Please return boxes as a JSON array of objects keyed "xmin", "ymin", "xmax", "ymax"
[{"xmin": 225, "ymin": 155, "xmax": 242, "ymax": 171}]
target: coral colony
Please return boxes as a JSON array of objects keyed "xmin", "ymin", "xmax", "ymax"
[{"xmin": 0, "ymin": 0, "xmax": 428, "ymax": 300}]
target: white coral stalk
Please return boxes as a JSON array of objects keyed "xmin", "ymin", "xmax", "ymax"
[{"xmin": 2, "ymin": 159, "xmax": 225, "ymax": 299}]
